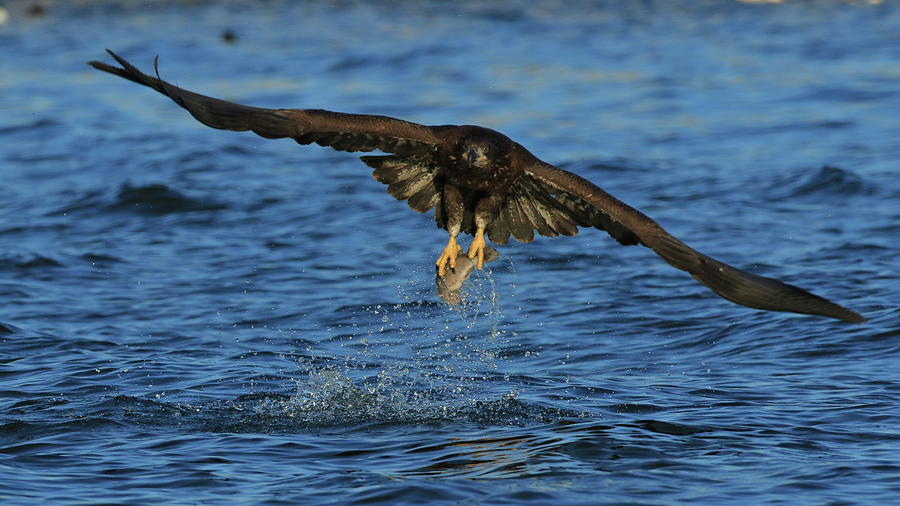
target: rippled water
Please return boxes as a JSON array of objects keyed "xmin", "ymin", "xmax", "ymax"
[{"xmin": 2, "ymin": 1, "xmax": 898, "ymax": 503}]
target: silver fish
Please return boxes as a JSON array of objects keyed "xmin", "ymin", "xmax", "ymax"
[{"xmin": 435, "ymin": 246, "xmax": 500, "ymax": 305}]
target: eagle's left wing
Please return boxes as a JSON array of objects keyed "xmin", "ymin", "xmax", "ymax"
[{"xmin": 518, "ymin": 161, "xmax": 865, "ymax": 323}]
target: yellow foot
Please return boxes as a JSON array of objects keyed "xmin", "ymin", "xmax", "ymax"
[
  {"xmin": 467, "ymin": 228, "xmax": 486, "ymax": 270},
  {"xmin": 436, "ymin": 237, "xmax": 462, "ymax": 277}
]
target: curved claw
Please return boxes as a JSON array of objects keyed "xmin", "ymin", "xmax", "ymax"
[
  {"xmin": 436, "ymin": 237, "xmax": 462, "ymax": 277},
  {"xmin": 467, "ymin": 228, "xmax": 486, "ymax": 270}
]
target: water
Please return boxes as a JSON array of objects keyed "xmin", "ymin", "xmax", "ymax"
[{"xmin": 2, "ymin": 0, "xmax": 898, "ymax": 503}]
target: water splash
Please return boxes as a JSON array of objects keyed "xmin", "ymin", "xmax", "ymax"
[{"xmin": 234, "ymin": 261, "xmax": 542, "ymax": 428}]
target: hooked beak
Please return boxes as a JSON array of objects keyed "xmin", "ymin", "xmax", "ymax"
[
  {"xmin": 466, "ymin": 148, "xmax": 478, "ymax": 167},
  {"xmin": 466, "ymin": 146, "xmax": 479, "ymax": 167}
]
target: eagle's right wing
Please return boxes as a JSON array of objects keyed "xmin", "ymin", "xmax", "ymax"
[{"xmin": 89, "ymin": 50, "xmax": 441, "ymax": 157}]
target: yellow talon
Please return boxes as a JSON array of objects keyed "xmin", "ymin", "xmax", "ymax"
[
  {"xmin": 436, "ymin": 237, "xmax": 462, "ymax": 277},
  {"xmin": 467, "ymin": 228, "xmax": 486, "ymax": 270}
]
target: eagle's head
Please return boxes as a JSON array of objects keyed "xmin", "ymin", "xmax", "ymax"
[{"xmin": 462, "ymin": 137, "xmax": 502, "ymax": 170}]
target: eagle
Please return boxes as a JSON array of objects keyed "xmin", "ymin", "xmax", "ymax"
[{"xmin": 89, "ymin": 50, "xmax": 864, "ymax": 323}]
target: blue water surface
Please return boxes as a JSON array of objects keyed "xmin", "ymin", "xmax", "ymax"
[{"xmin": 1, "ymin": 0, "xmax": 898, "ymax": 504}]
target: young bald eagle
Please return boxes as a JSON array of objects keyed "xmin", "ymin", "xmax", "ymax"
[{"xmin": 89, "ymin": 50, "xmax": 864, "ymax": 323}]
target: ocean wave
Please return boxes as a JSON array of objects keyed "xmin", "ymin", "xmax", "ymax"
[
  {"xmin": 108, "ymin": 183, "xmax": 228, "ymax": 214},
  {"xmin": 766, "ymin": 165, "xmax": 874, "ymax": 199}
]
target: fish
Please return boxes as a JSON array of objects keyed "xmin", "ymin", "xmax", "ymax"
[{"xmin": 435, "ymin": 246, "xmax": 500, "ymax": 305}]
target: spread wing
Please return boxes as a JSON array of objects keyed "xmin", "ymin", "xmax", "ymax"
[
  {"xmin": 88, "ymin": 50, "xmax": 440, "ymax": 157},
  {"xmin": 483, "ymin": 172, "xmax": 639, "ymax": 246},
  {"xmin": 520, "ymin": 161, "xmax": 864, "ymax": 323}
]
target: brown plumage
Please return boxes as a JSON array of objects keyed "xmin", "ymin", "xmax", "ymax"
[{"xmin": 88, "ymin": 50, "xmax": 865, "ymax": 323}]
